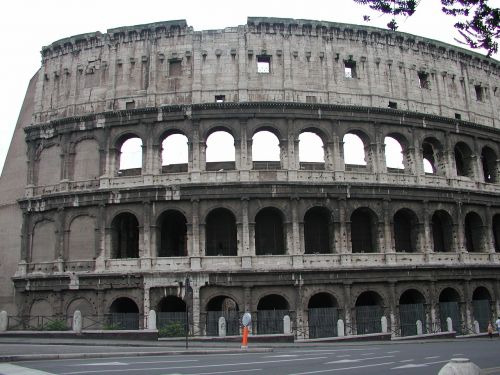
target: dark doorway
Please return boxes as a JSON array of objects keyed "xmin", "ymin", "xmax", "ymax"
[
  {"xmin": 111, "ymin": 213, "xmax": 139, "ymax": 258},
  {"xmin": 256, "ymin": 294, "xmax": 290, "ymax": 334},
  {"xmin": 304, "ymin": 207, "xmax": 331, "ymax": 254},
  {"xmin": 351, "ymin": 208, "xmax": 377, "ymax": 253},
  {"xmin": 308, "ymin": 293, "xmax": 339, "ymax": 338},
  {"xmin": 205, "ymin": 208, "xmax": 237, "ymax": 256},
  {"xmin": 255, "ymin": 208, "xmax": 285, "ymax": 255},
  {"xmin": 158, "ymin": 210, "xmax": 187, "ymax": 257}
]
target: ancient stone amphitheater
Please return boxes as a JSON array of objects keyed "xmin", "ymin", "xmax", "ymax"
[{"xmin": 0, "ymin": 17, "xmax": 499, "ymax": 338}]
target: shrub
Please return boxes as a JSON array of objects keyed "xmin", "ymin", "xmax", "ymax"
[
  {"xmin": 42, "ymin": 319, "xmax": 68, "ymax": 331},
  {"xmin": 158, "ymin": 322, "xmax": 185, "ymax": 337}
]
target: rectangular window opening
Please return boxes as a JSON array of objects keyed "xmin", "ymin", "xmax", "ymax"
[
  {"xmin": 215, "ymin": 95, "xmax": 225, "ymax": 103},
  {"xmin": 125, "ymin": 101, "xmax": 135, "ymax": 110},
  {"xmin": 257, "ymin": 55, "xmax": 271, "ymax": 73},
  {"xmin": 169, "ymin": 59, "xmax": 182, "ymax": 77},
  {"xmin": 475, "ymin": 85, "xmax": 483, "ymax": 101},
  {"xmin": 388, "ymin": 101, "xmax": 398, "ymax": 109},
  {"xmin": 455, "ymin": 113, "xmax": 462, "ymax": 120},
  {"xmin": 344, "ymin": 60, "xmax": 357, "ymax": 78},
  {"xmin": 418, "ymin": 71, "xmax": 430, "ymax": 89}
]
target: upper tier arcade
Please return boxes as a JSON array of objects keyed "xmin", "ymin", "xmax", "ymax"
[{"xmin": 34, "ymin": 17, "xmax": 499, "ymax": 127}]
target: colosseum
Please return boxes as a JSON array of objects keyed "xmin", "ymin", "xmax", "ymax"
[{"xmin": 0, "ymin": 16, "xmax": 499, "ymax": 339}]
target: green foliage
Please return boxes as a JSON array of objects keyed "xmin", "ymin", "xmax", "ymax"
[
  {"xmin": 42, "ymin": 319, "xmax": 68, "ymax": 331},
  {"xmin": 102, "ymin": 322, "xmax": 122, "ymax": 330},
  {"xmin": 158, "ymin": 322, "xmax": 186, "ymax": 337}
]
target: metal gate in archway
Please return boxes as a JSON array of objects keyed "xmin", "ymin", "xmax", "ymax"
[
  {"xmin": 109, "ymin": 313, "xmax": 139, "ymax": 330},
  {"xmin": 473, "ymin": 299, "xmax": 491, "ymax": 332},
  {"xmin": 355, "ymin": 305, "xmax": 383, "ymax": 335},
  {"xmin": 308, "ymin": 307, "xmax": 339, "ymax": 338},
  {"xmin": 157, "ymin": 312, "xmax": 187, "ymax": 336},
  {"xmin": 439, "ymin": 302, "xmax": 462, "ymax": 335},
  {"xmin": 206, "ymin": 310, "xmax": 240, "ymax": 336},
  {"xmin": 399, "ymin": 303, "xmax": 426, "ymax": 336},
  {"xmin": 256, "ymin": 310, "xmax": 289, "ymax": 334}
]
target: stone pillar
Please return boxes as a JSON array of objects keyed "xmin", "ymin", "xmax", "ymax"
[
  {"xmin": 191, "ymin": 199, "xmax": 200, "ymax": 257},
  {"xmin": 455, "ymin": 202, "xmax": 466, "ymax": 256},
  {"xmin": 148, "ymin": 310, "xmax": 157, "ymax": 330},
  {"xmin": 234, "ymin": 138, "xmax": 242, "ymax": 170},
  {"xmin": 344, "ymin": 283, "xmax": 352, "ymax": 335},
  {"xmin": 192, "ymin": 286, "xmax": 201, "ymax": 336},
  {"xmin": 218, "ymin": 317, "xmax": 226, "ymax": 337},
  {"xmin": 283, "ymin": 315, "xmax": 292, "ymax": 335},
  {"xmin": 416, "ymin": 320, "xmax": 423, "ymax": 335},
  {"xmin": 280, "ymin": 139, "xmax": 289, "ymax": 170},
  {"xmin": 464, "ymin": 281, "xmax": 473, "ymax": 332},
  {"xmin": 422, "ymin": 201, "xmax": 433, "ymax": 259},
  {"xmin": 446, "ymin": 317, "xmax": 453, "ymax": 332},
  {"xmin": 0, "ymin": 311, "xmax": 8, "ymax": 332},
  {"xmin": 141, "ymin": 202, "xmax": 152, "ymax": 260},
  {"xmin": 388, "ymin": 282, "xmax": 397, "ymax": 336},
  {"xmin": 189, "ymin": 121, "xmax": 200, "ymax": 173},
  {"xmin": 143, "ymin": 287, "xmax": 151, "ymax": 328},
  {"xmin": 239, "ymin": 120, "xmax": 250, "ymax": 170},
  {"xmin": 382, "ymin": 200, "xmax": 393, "ymax": 255},
  {"xmin": 241, "ymin": 199, "xmax": 250, "ymax": 256},
  {"xmin": 381, "ymin": 316, "xmax": 388, "ymax": 333},
  {"xmin": 291, "ymin": 198, "xmax": 301, "ymax": 255},
  {"xmin": 485, "ymin": 205, "xmax": 495, "ymax": 256},
  {"xmin": 337, "ymin": 319, "xmax": 345, "ymax": 337}
]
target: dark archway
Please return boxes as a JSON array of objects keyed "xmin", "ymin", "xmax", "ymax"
[
  {"xmin": 439, "ymin": 288, "xmax": 462, "ymax": 334},
  {"xmin": 393, "ymin": 209, "xmax": 419, "ymax": 253},
  {"xmin": 454, "ymin": 142, "xmax": 474, "ymax": 178},
  {"xmin": 308, "ymin": 293, "xmax": 339, "ymax": 338},
  {"xmin": 493, "ymin": 214, "xmax": 500, "ymax": 252},
  {"xmin": 432, "ymin": 210, "xmax": 453, "ymax": 252},
  {"xmin": 157, "ymin": 296, "xmax": 186, "ymax": 336},
  {"xmin": 304, "ymin": 207, "xmax": 331, "ymax": 254},
  {"xmin": 472, "ymin": 287, "xmax": 492, "ymax": 332},
  {"xmin": 157, "ymin": 210, "xmax": 187, "ymax": 257},
  {"xmin": 255, "ymin": 207, "xmax": 285, "ymax": 255},
  {"xmin": 256, "ymin": 294, "xmax": 290, "ymax": 335},
  {"xmin": 205, "ymin": 208, "xmax": 237, "ymax": 256},
  {"xmin": 109, "ymin": 297, "xmax": 139, "ymax": 330},
  {"xmin": 465, "ymin": 212, "xmax": 484, "ymax": 253},
  {"xmin": 481, "ymin": 146, "xmax": 497, "ymax": 183},
  {"xmin": 355, "ymin": 291, "xmax": 384, "ymax": 334},
  {"xmin": 399, "ymin": 289, "xmax": 426, "ymax": 336},
  {"xmin": 111, "ymin": 213, "xmax": 139, "ymax": 258},
  {"xmin": 351, "ymin": 208, "xmax": 378, "ymax": 253},
  {"xmin": 206, "ymin": 296, "xmax": 240, "ymax": 336}
]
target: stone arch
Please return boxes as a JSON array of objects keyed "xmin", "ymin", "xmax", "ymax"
[
  {"xmin": 355, "ymin": 291, "xmax": 385, "ymax": 334},
  {"xmin": 256, "ymin": 294, "xmax": 290, "ymax": 335},
  {"xmin": 37, "ymin": 144, "xmax": 61, "ymax": 186},
  {"xmin": 252, "ymin": 126, "xmax": 281, "ymax": 167},
  {"xmin": 384, "ymin": 133, "xmax": 408, "ymax": 170},
  {"xmin": 111, "ymin": 212, "xmax": 139, "ymax": 258},
  {"xmin": 68, "ymin": 215, "xmax": 96, "ymax": 261},
  {"xmin": 307, "ymin": 292, "xmax": 339, "ymax": 339},
  {"xmin": 205, "ymin": 208, "xmax": 237, "ymax": 256},
  {"xmin": 73, "ymin": 138, "xmax": 100, "ymax": 180},
  {"xmin": 464, "ymin": 211, "xmax": 485, "ymax": 253},
  {"xmin": 157, "ymin": 209, "xmax": 187, "ymax": 257},
  {"xmin": 393, "ymin": 208, "xmax": 419, "ymax": 253},
  {"xmin": 255, "ymin": 207, "xmax": 285, "ymax": 255},
  {"xmin": 66, "ymin": 297, "xmax": 96, "ymax": 330},
  {"xmin": 30, "ymin": 299, "xmax": 53, "ymax": 318},
  {"xmin": 431, "ymin": 210, "xmax": 453, "ymax": 252},
  {"xmin": 205, "ymin": 295, "xmax": 240, "ymax": 336},
  {"xmin": 472, "ymin": 286, "xmax": 493, "ymax": 332},
  {"xmin": 350, "ymin": 207, "xmax": 378, "ymax": 253},
  {"xmin": 481, "ymin": 146, "xmax": 498, "ymax": 183},
  {"xmin": 342, "ymin": 129, "xmax": 370, "ymax": 166},
  {"xmin": 161, "ymin": 130, "xmax": 189, "ymax": 173},
  {"xmin": 298, "ymin": 129, "xmax": 325, "ymax": 164},
  {"xmin": 157, "ymin": 296, "xmax": 186, "ymax": 312},
  {"xmin": 399, "ymin": 289, "xmax": 427, "ymax": 336},
  {"xmin": 31, "ymin": 219, "xmax": 56, "ymax": 263},
  {"xmin": 438, "ymin": 287, "xmax": 463, "ymax": 334},
  {"xmin": 304, "ymin": 206, "xmax": 332, "ymax": 254},
  {"xmin": 115, "ymin": 133, "xmax": 144, "ymax": 173},
  {"xmin": 205, "ymin": 128, "xmax": 235, "ymax": 169},
  {"xmin": 422, "ymin": 136, "xmax": 445, "ymax": 175},
  {"xmin": 109, "ymin": 297, "xmax": 140, "ymax": 330},
  {"xmin": 454, "ymin": 141, "xmax": 475, "ymax": 178}
]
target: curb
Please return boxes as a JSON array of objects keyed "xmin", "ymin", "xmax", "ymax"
[{"xmin": 0, "ymin": 348, "xmax": 273, "ymax": 362}]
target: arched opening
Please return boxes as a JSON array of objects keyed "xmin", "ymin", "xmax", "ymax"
[
  {"xmin": 252, "ymin": 130, "xmax": 281, "ymax": 170},
  {"xmin": 255, "ymin": 207, "xmax": 285, "ymax": 255},
  {"xmin": 439, "ymin": 288, "xmax": 462, "ymax": 334},
  {"xmin": 343, "ymin": 133, "xmax": 366, "ymax": 168},
  {"xmin": 205, "ymin": 208, "xmax": 237, "ymax": 256},
  {"xmin": 384, "ymin": 136, "xmax": 404, "ymax": 170},
  {"xmin": 206, "ymin": 130, "xmax": 236, "ymax": 171},
  {"xmin": 393, "ymin": 209, "xmax": 419, "ymax": 253},
  {"xmin": 399, "ymin": 289, "xmax": 426, "ymax": 336},
  {"xmin": 67, "ymin": 298, "xmax": 95, "ymax": 329},
  {"xmin": 68, "ymin": 215, "xmax": 95, "ymax": 261},
  {"xmin": 465, "ymin": 212, "xmax": 484, "ymax": 253},
  {"xmin": 422, "ymin": 137, "xmax": 445, "ymax": 175},
  {"xmin": 161, "ymin": 133, "xmax": 188, "ymax": 173},
  {"xmin": 157, "ymin": 210, "xmax": 187, "ymax": 257},
  {"xmin": 111, "ymin": 213, "xmax": 139, "ymax": 259},
  {"xmin": 355, "ymin": 291, "xmax": 384, "ymax": 334},
  {"xmin": 481, "ymin": 146, "xmax": 497, "ymax": 183},
  {"xmin": 31, "ymin": 220, "xmax": 56, "ymax": 263},
  {"xmin": 472, "ymin": 287, "xmax": 492, "ymax": 332},
  {"xmin": 157, "ymin": 296, "xmax": 186, "ymax": 337},
  {"xmin": 256, "ymin": 294, "xmax": 290, "ymax": 335},
  {"xmin": 493, "ymin": 214, "xmax": 500, "ymax": 252},
  {"xmin": 308, "ymin": 293, "xmax": 339, "ymax": 338},
  {"xmin": 350, "ymin": 208, "xmax": 378, "ymax": 253},
  {"xmin": 454, "ymin": 142, "xmax": 474, "ymax": 178},
  {"xmin": 206, "ymin": 296, "xmax": 240, "ymax": 336},
  {"xmin": 304, "ymin": 207, "xmax": 331, "ymax": 254},
  {"xmin": 109, "ymin": 297, "xmax": 139, "ymax": 330},
  {"xmin": 37, "ymin": 145, "xmax": 61, "ymax": 186},
  {"xmin": 74, "ymin": 139, "xmax": 100, "ymax": 180},
  {"xmin": 118, "ymin": 136, "xmax": 142, "ymax": 175},
  {"xmin": 299, "ymin": 131, "xmax": 325, "ymax": 170},
  {"xmin": 431, "ymin": 210, "xmax": 453, "ymax": 252}
]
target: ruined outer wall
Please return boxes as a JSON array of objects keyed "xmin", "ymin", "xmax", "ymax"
[
  {"xmin": 35, "ymin": 18, "xmax": 499, "ymax": 127},
  {"xmin": 0, "ymin": 72, "xmax": 38, "ymax": 314}
]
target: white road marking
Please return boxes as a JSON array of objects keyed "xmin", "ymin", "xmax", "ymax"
[
  {"xmin": 391, "ymin": 359, "xmax": 449, "ymax": 370},
  {"xmin": 164, "ymin": 369, "xmax": 262, "ymax": 375},
  {"xmin": 60, "ymin": 356, "xmax": 328, "ymax": 375},
  {"xmin": 289, "ymin": 361, "xmax": 396, "ymax": 374},
  {"xmin": 387, "ymin": 351, "xmax": 400, "ymax": 354},
  {"xmin": 264, "ymin": 355, "xmax": 298, "ymax": 358},
  {"xmin": 326, "ymin": 355, "xmax": 394, "ymax": 364},
  {"xmin": 74, "ymin": 362, "xmax": 127, "ymax": 366},
  {"xmin": 361, "ymin": 353, "xmax": 376, "ymax": 356},
  {"xmin": 72, "ymin": 359, "xmax": 197, "ymax": 366},
  {"xmin": 290, "ymin": 348, "xmax": 380, "ymax": 354},
  {"xmin": 336, "ymin": 355, "xmax": 351, "ymax": 358},
  {"xmin": 0, "ymin": 364, "xmax": 55, "ymax": 375},
  {"xmin": 399, "ymin": 359, "xmax": 414, "ymax": 363},
  {"xmin": 425, "ymin": 356, "xmax": 440, "ymax": 359}
]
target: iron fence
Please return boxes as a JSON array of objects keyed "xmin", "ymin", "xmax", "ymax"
[
  {"xmin": 399, "ymin": 303, "xmax": 426, "ymax": 336},
  {"xmin": 308, "ymin": 307, "xmax": 340, "ymax": 338},
  {"xmin": 355, "ymin": 306, "xmax": 383, "ymax": 334},
  {"xmin": 439, "ymin": 301, "xmax": 462, "ymax": 334}
]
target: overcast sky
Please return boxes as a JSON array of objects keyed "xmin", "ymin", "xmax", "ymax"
[{"xmin": 0, "ymin": 0, "xmax": 498, "ymax": 173}]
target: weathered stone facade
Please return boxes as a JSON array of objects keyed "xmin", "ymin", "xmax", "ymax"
[{"xmin": 1, "ymin": 17, "xmax": 500, "ymax": 337}]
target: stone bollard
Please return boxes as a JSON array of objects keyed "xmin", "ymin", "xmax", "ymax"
[
  {"xmin": 447, "ymin": 317, "xmax": 453, "ymax": 332},
  {"xmin": 438, "ymin": 358, "xmax": 481, "ymax": 375},
  {"xmin": 473, "ymin": 321, "xmax": 480, "ymax": 334},
  {"xmin": 218, "ymin": 317, "xmax": 226, "ymax": 337},
  {"xmin": 72, "ymin": 310, "xmax": 82, "ymax": 334},
  {"xmin": 337, "ymin": 319, "xmax": 345, "ymax": 337},
  {"xmin": 416, "ymin": 320, "xmax": 423, "ymax": 335},
  {"xmin": 148, "ymin": 310, "xmax": 157, "ymax": 330},
  {"xmin": 0, "ymin": 311, "xmax": 7, "ymax": 332},
  {"xmin": 283, "ymin": 315, "xmax": 291, "ymax": 335},
  {"xmin": 381, "ymin": 316, "xmax": 388, "ymax": 333}
]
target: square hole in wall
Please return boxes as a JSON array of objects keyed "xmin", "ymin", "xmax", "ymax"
[
  {"xmin": 344, "ymin": 60, "xmax": 357, "ymax": 78},
  {"xmin": 257, "ymin": 55, "xmax": 271, "ymax": 73},
  {"xmin": 388, "ymin": 101, "xmax": 398, "ymax": 109},
  {"xmin": 475, "ymin": 85, "xmax": 483, "ymax": 101},
  {"xmin": 455, "ymin": 113, "xmax": 462, "ymax": 120},
  {"xmin": 169, "ymin": 59, "xmax": 182, "ymax": 77},
  {"xmin": 418, "ymin": 71, "xmax": 430, "ymax": 89},
  {"xmin": 215, "ymin": 95, "xmax": 225, "ymax": 103}
]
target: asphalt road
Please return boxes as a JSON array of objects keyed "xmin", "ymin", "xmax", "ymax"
[{"xmin": 2, "ymin": 339, "xmax": 500, "ymax": 375}]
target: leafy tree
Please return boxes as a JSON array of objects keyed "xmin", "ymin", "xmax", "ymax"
[{"xmin": 354, "ymin": 0, "xmax": 499, "ymax": 56}]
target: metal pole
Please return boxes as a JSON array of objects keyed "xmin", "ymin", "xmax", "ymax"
[{"xmin": 185, "ymin": 299, "xmax": 189, "ymax": 349}]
